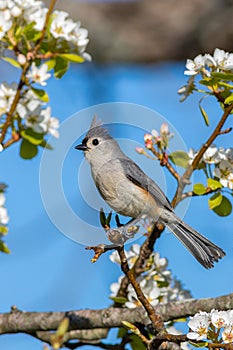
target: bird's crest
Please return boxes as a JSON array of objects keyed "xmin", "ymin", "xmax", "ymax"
[
  {"xmin": 89, "ymin": 114, "xmax": 103, "ymax": 130},
  {"xmin": 86, "ymin": 115, "xmax": 113, "ymax": 141}
]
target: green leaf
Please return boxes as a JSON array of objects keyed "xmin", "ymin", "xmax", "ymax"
[
  {"xmin": 31, "ymin": 87, "xmax": 49, "ymax": 102},
  {"xmin": 0, "ymin": 225, "xmax": 8, "ymax": 235},
  {"xmin": 207, "ymin": 178, "xmax": 222, "ymax": 190},
  {"xmin": 0, "ymin": 240, "xmax": 11, "ymax": 254},
  {"xmin": 199, "ymin": 98, "xmax": 209, "ymax": 126},
  {"xmin": 21, "ymin": 128, "xmax": 44, "ymax": 145},
  {"xmin": 188, "ymin": 341, "xmax": 209, "ymax": 348},
  {"xmin": 54, "ymin": 57, "xmax": 69, "ymax": 79},
  {"xmin": 193, "ymin": 183, "xmax": 206, "ymax": 195},
  {"xmin": 172, "ymin": 317, "xmax": 187, "ymax": 323},
  {"xmin": 22, "ymin": 22, "xmax": 41, "ymax": 41},
  {"xmin": 208, "ymin": 192, "xmax": 222, "ymax": 210},
  {"xmin": 39, "ymin": 140, "xmax": 54, "ymax": 150},
  {"xmin": 218, "ymin": 81, "xmax": 233, "ymax": 89},
  {"xmin": 45, "ymin": 59, "xmax": 56, "ymax": 71},
  {"xmin": 225, "ymin": 94, "xmax": 233, "ymax": 105},
  {"xmin": 20, "ymin": 139, "xmax": 38, "ymax": 159},
  {"xmin": 2, "ymin": 57, "xmax": 21, "ymax": 68},
  {"xmin": 199, "ymin": 78, "xmax": 217, "ymax": 87},
  {"xmin": 213, "ymin": 196, "xmax": 232, "ymax": 216},
  {"xmin": 168, "ymin": 150, "xmax": 190, "ymax": 168},
  {"xmin": 117, "ymin": 327, "xmax": 128, "ymax": 339},
  {"xmin": 58, "ymin": 53, "xmax": 84, "ymax": 63},
  {"xmin": 211, "ymin": 72, "xmax": 233, "ymax": 81},
  {"xmin": 106, "ymin": 212, "xmax": 112, "ymax": 226},
  {"xmin": 130, "ymin": 334, "xmax": 146, "ymax": 350},
  {"xmin": 110, "ymin": 296, "xmax": 127, "ymax": 304},
  {"xmin": 99, "ymin": 208, "xmax": 107, "ymax": 228},
  {"xmin": 157, "ymin": 280, "xmax": 169, "ymax": 288}
]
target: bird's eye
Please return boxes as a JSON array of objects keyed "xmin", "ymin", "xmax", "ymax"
[{"xmin": 92, "ymin": 138, "xmax": 99, "ymax": 146}]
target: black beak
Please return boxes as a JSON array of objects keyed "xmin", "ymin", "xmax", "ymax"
[{"xmin": 75, "ymin": 144, "xmax": 88, "ymax": 151}]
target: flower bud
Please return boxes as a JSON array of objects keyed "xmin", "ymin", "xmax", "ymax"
[
  {"xmin": 135, "ymin": 147, "xmax": 145, "ymax": 154},
  {"xmin": 17, "ymin": 54, "xmax": 26, "ymax": 65},
  {"xmin": 160, "ymin": 123, "xmax": 169, "ymax": 135},
  {"xmin": 144, "ymin": 133, "xmax": 152, "ymax": 142}
]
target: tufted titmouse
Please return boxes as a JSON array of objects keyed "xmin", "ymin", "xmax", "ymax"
[{"xmin": 75, "ymin": 116, "xmax": 225, "ymax": 268}]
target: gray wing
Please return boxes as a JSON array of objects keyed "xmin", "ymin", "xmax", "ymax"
[{"xmin": 119, "ymin": 157, "xmax": 173, "ymax": 212}]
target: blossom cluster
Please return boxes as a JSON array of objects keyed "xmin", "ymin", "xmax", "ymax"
[
  {"xmin": 109, "ymin": 244, "xmax": 191, "ymax": 309},
  {"xmin": 0, "ymin": 81, "xmax": 59, "ymax": 137},
  {"xmin": 189, "ymin": 145, "xmax": 233, "ymax": 190},
  {"xmin": 184, "ymin": 48, "xmax": 233, "ymax": 76},
  {"xmin": 0, "ymin": 1, "xmax": 90, "ymax": 59},
  {"xmin": 178, "ymin": 48, "xmax": 233, "ymax": 101},
  {"xmin": 136, "ymin": 123, "xmax": 173, "ymax": 153},
  {"xmin": 188, "ymin": 309, "xmax": 233, "ymax": 344}
]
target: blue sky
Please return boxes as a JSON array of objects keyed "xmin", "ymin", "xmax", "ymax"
[{"xmin": 0, "ymin": 61, "xmax": 232, "ymax": 349}]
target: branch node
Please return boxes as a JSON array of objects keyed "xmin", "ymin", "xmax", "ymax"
[{"xmin": 85, "ymin": 243, "xmax": 119, "ymax": 263}]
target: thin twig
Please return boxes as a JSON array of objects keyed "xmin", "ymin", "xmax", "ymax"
[
  {"xmin": 33, "ymin": 0, "xmax": 57, "ymax": 53},
  {"xmin": 0, "ymin": 0, "xmax": 57, "ymax": 146},
  {"xmin": 0, "ymin": 62, "xmax": 29, "ymax": 144},
  {"xmin": 117, "ymin": 246, "xmax": 165, "ymax": 333},
  {"xmin": 116, "ymin": 223, "xmax": 164, "ymax": 300},
  {"xmin": 172, "ymin": 102, "xmax": 233, "ymax": 207},
  {"xmin": 181, "ymin": 187, "xmax": 219, "ymax": 200},
  {"xmin": 150, "ymin": 146, "xmax": 180, "ymax": 182},
  {"xmin": 86, "ymin": 244, "xmax": 119, "ymax": 263}
]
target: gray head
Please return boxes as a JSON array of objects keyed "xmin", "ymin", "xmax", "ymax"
[{"xmin": 75, "ymin": 115, "xmax": 124, "ymax": 164}]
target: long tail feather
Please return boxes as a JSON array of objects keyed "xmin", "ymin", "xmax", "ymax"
[{"xmin": 165, "ymin": 216, "xmax": 225, "ymax": 269}]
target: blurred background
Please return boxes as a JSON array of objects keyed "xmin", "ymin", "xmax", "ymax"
[{"xmin": 0, "ymin": 0, "xmax": 233, "ymax": 349}]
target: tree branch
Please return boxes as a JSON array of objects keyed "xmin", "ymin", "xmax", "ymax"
[{"xmin": 0, "ymin": 293, "xmax": 232, "ymax": 336}]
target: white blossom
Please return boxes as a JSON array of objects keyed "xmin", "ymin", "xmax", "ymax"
[
  {"xmin": 0, "ymin": 12, "xmax": 12, "ymax": 39},
  {"xmin": 109, "ymin": 275, "xmax": 123, "ymax": 297},
  {"xmin": 0, "ymin": 144, "xmax": 3, "ymax": 152},
  {"xmin": 187, "ymin": 312, "xmax": 210, "ymax": 341},
  {"xmin": 24, "ymin": 6, "xmax": 47, "ymax": 31},
  {"xmin": 222, "ymin": 325, "xmax": 233, "ymax": 344},
  {"xmin": 0, "ymin": 207, "xmax": 9, "ymax": 225},
  {"xmin": 178, "ymin": 76, "xmax": 195, "ymax": 102},
  {"xmin": 214, "ymin": 159, "xmax": 233, "ymax": 189},
  {"xmin": 109, "ymin": 250, "xmax": 121, "ymax": 265},
  {"xmin": 203, "ymin": 145, "xmax": 221, "ymax": 164},
  {"xmin": 187, "ymin": 148, "xmax": 197, "ymax": 165},
  {"xmin": 225, "ymin": 148, "xmax": 233, "ymax": 164},
  {"xmin": 0, "ymin": 193, "xmax": 6, "ymax": 206},
  {"xmin": 125, "ymin": 279, "xmax": 160, "ymax": 309},
  {"xmin": 0, "ymin": 192, "xmax": 9, "ymax": 225},
  {"xmin": 151, "ymin": 252, "xmax": 167, "ymax": 270},
  {"xmin": 184, "ymin": 54, "xmax": 206, "ymax": 76},
  {"xmin": 0, "ymin": 82, "xmax": 17, "ymax": 115},
  {"xmin": 27, "ymin": 63, "xmax": 51, "ymax": 86},
  {"xmin": 212, "ymin": 48, "xmax": 233, "ymax": 71},
  {"xmin": 0, "ymin": 0, "xmax": 42, "ymax": 22},
  {"xmin": 71, "ymin": 22, "xmax": 89, "ymax": 51},
  {"xmin": 210, "ymin": 310, "xmax": 230, "ymax": 329},
  {"xmin": 50, "ymin": 10, "xmax": 76, "ymax": 41},
  {"xmin": 41, "ymin": 107, "xmax": 59, "ymax": 138},
  {"xmin": 110, "ymin": 243, "xmax": 140, "ymax": 268},
  {"xmin": 24, "ymin": 106, "xmax": 47, "ymax": 133}
]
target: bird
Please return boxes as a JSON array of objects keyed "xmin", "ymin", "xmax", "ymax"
[{"xmin": 75, "ymin": 116, "xmax": 225, "ymax": 269}]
